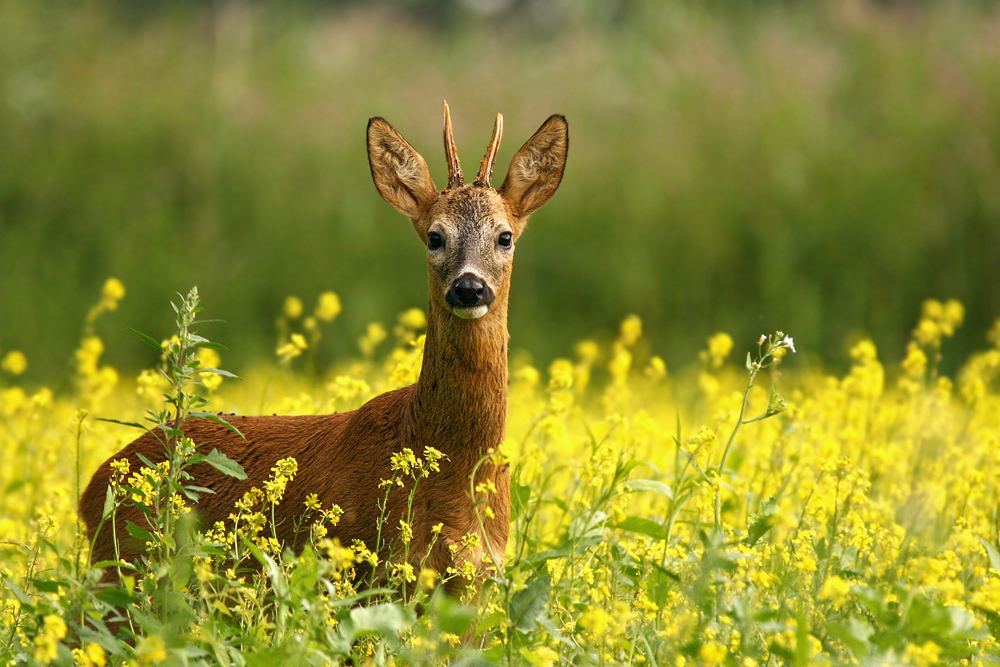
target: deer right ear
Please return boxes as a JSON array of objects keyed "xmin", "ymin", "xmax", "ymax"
[
  {"xmin": 500, "ymin": 114, "xmax": 569, "ymax": 221},
  {"xmin": 367, "ymin": 118, "xmax": 438, "ymax": 221}
]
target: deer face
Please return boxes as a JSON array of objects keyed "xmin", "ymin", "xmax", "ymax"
[
  {"xmin": 424, "ymin": 187, "xmax": 512, "ymax": 319},
  {"xmin": 367, "ymin": 103, "xmax": 568, "ymax": 320}
]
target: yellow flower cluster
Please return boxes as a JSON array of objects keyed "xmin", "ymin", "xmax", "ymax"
[{"xmin": 4, "ymin": 282, "xmax": 1000, "ymax": 664}]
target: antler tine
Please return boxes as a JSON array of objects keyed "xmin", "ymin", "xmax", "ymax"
[
  {"xmin": 443, "ymin": 100, "xmax": 464, "ymax": 189},
  {"xmin": 474, "ymin": 113, "xmax": 503, "ymax": 188}
]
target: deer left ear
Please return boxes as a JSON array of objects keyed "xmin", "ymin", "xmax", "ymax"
[
  {"xmin": 368, "ymin": 117, "xmax": 439, "ymax": 221},
  {"xmin": 499, "ymin": 115, "xmax": 569, "ymax": 221}
]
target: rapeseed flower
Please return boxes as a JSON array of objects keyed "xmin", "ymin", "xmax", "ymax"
[
  {"xmin": 1, "ymin": 350, "xmax": 27, "ymax": 376},
  {"xmin": 315, "ymin": 291, "xmax": 343, "ymax": 322}
]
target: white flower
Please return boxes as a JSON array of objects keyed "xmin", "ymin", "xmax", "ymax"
[{"xmin": 781, "ymin": 336, "xmax": 796, "ymax": 353}]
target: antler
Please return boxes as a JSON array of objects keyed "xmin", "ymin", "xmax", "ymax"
[
  {"xmin": 443, "ymin": 101, "xmax": 464, "ymax": 189},
  {"xmin": 474, "ymin": 113, "xmax": 503, "ymax": 188}
]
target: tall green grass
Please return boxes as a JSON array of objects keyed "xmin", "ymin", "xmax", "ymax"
[{"xmin": 1, "ymin": 1, "xmax": 999, "ymax": 381}]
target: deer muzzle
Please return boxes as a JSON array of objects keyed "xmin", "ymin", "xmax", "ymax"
[{"xmin": 447, "ymin": 273, "xmax": 495, "ymax": 319}]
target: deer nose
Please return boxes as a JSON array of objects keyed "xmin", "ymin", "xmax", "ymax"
[{"xmin": 447, "ymin": 273, "xmax": 495, "ymax": 309}]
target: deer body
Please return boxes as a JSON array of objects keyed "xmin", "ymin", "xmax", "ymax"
[{"xmin": 79, "ymin": 104, "xmax": 568, "ymax": 595}]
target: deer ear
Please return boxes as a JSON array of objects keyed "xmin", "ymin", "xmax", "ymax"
[
  {"xmin": 368, "ymin": 117, "xmax": 438, "ymax": 220},
  {"xmin": 499, "ymin": 115, "xmax": 569, "ymax": 221}
]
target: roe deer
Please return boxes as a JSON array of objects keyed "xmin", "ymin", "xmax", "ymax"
[{"xmin": 79, "ymin": 102, "xmax": 569, "ymax": 596}]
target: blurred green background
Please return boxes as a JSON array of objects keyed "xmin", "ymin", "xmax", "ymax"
[{"xmin": 2, "ymin": 0, "xmax": 999, "ymax": 384}]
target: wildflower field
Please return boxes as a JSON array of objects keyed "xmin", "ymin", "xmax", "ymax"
[{"xmin": 2, "ymin": 280, "xmax": 1000, "ymax": 666}]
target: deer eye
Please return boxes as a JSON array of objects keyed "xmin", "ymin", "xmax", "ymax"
[
  {"xmin": 427, "ymin": 232, "xmax": 443, "ymax": 250},
  {"xmin": 498, "ymin": 232, "xmax": 513, "ymax": 248}
]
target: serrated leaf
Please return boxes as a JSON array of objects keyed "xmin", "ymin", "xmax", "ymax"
[
  {"xmin": 626, "ymin": 479, "xmax": 674, "ymax": 499},
  {"xmin": 202, "ymin": 448, "xmax": 247, "ymax": 480}
]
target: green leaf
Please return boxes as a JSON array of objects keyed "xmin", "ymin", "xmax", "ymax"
[
  {"xmin": 189, "ymin": 412, "xmax": 245, "ymax": 439},
  {"xmin": 96, "ymin": 417, "xmax": 147, "ymax": 431},
  {"xmin": 509, "ymin": 572, "xmax": 550, "ymax": 632},
  {"xmin": 290, "ymin": 546, "xmax": 319, "ymax": 600},
  {"xmin": 511, "ymin": 482, "xmax": 531, "ymax": 520},
  {"xmin": 197, "ymin": 367, "xmax": 241, "ymax": 379},
  {"xmin": 344, "ymin": 603, "xmax": 416, "ymax": 642},
  {"xmin": 525, "ymin": 535, "xmax": 601, "ymax": 566},
  {"xmin": 202, "ymin": 448, "xmax": 247, "ymax": 480},
  {"xmin": 125, "ymin": 521, "xmax": 155, "ymax": 543},
  {"xmin": 626, "ymin": 479, "xmax": 674, "ymax": 499},
  {"xmin": 979, "ymin": 536, "xmax": 1000, "ymax": 574},
  {"xmin": 744, "ymin": 496, "xmax": 779, "ymax": 546},
  {"xmin": 28, "ymin": 578, "xmax": 65, "ymax": 594},
  {"xmin": 95, "ymin": 586, "xmax": 138, "ymax": 607},
  {"xmin": 3, "ymin": 579, "xmax": 32, "ymax": 606},
  {"xmin": 427, "ymin": 590, "xmax": 477, "ymax": 635},
  {"xmin": 746, "ymin": 351, "xmax": 753, "ymax": 370},
  {"xmin": 616, "ymin": 516, "xmax": 668, "ymax": 541},
  {"xmin": 241, "ymin": 535, "xmax": 287, "ymax": 599},
  {"xmin": 194, "ymin": 341, "xmax": 228, "ymax": 351},
  {"xmin": 92, "ymin": 560, "xmax": 138, "ymax": 571},
  {"xmin": 102, "ymin": 486, "xmax": 115, "ymax": 521},
  {"xmin": 128, "ymin": 328, "xmax": 164, "ymax": 352}
]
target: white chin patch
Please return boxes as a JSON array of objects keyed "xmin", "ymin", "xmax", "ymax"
[{"xmin": 452, "ymin": 305, "xmax": 489, "ymax": 320}]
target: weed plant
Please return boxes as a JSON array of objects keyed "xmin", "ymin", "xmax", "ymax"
[{"xmin": 2, "ymin": 281, "xmax": 1000, "ymax": 665}]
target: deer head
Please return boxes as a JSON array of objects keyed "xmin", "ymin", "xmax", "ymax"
[{"xmin": 367, "ymin": 102, "xmax": 569, "ymax": 320}]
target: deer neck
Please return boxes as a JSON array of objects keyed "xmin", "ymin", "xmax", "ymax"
[{"xmin": 410, "ymin": 294, "xmax": 509, "ymax": 464}]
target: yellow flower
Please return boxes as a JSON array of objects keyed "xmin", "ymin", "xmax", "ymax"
[
  {"xmin": 101, "ymin": 277, "xmax": 126, "ymax": 303},
  {"xmin": 136, "ymin": 634, "xmax": 167, "ymax": 664},
  {"xmin": 619, "ymin": 314, "xmax": 643, "ymax": 346},
  {"xmin": 418, "ymin": 567, "xmax": 438, "ymax": 590},
  {"xmin": 284, "ymin": 296, "xmax": 304, "ymax": 319},
  {"xmin": 73, "ymin": 642, "xmax": 108, "ymax": 666},
  {"xmin": 575, "ymin": 340, "xmax": 600, "ymax": 363},
  {"xmin": 316, "ymin": 292, "xmax": 342, "ymax": 322},
  {"xmin": 304, "ymin": 493, "xmax": 322, "ymax": 511},
  {"xmin": 548, "ymin": 358, "xmax": 575, "ymax": 390},
  {"xmin": 532, "ymin": 646, "xmax": 558, "ymax": 667},
  {"xmin": 398, "ymin": 519, "xmax": 413, "ymax": 544},
  {"xmin": 397, "ymin": 307, "xmax": 425, "ymax": 330},
  {"xmin": 699, "ymin": 332, "xmax": 734, "ymax": 369},
  {"xmin": 33, "ymin": 614, "xmax": 67, "ymax": 662},
  {"xmin": 902, "ymin": 640, "xmax": 942, "ymax": 667},
  {"xmin": 359, "ymin": 322, "xmax": 387, "ymax": 357},
  {"xmin": 699, "ymin": 641, "xmax": 728, "ymax": 667},
  {"xmin": 1, "ymin": 351, "xmax": 27, "ymax": 376},
  {"xmin": 819, "ymin": 575, "xmax": 852, "ymax": 607},
  {"xmin": 196, "ymin": 347, "xmax": 223, "ymax": 391},
  {"xmin": 645, "ymin": 355, "xmax": 667, "ymax": 381}
]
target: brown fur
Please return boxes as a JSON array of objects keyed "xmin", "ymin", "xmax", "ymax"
[{"xmin": 79, "ymin": 105, "xmax": 568, "ymax": 597}]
